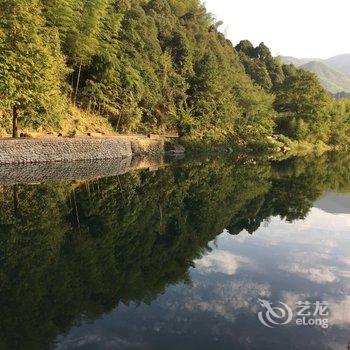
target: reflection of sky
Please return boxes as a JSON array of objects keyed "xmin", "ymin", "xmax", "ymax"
[{"xmin": 55, "ymin": 196, "xmax": 350, "ymax": 350}]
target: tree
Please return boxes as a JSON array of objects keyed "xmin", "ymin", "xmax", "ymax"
[
  {"xmin": 235, "ymin": 41, "xmax": 284, "ymax": 91},
  {"xmin": 44, "ymin": 0, "xmax": 110, "ymax": 103},
  {"xmin": 235, "ymin": 40, "xmax": 255, "ymax": 57},
  {"xmin": 0, "ymin": 0, "xmax": 67, "ymax": 137},
  {"xmin": 239, "ymin": 55, "xmax": 273, "ymax": 91},
  {"xmin": 274, "ymin": 69, "xmax": 331, "ymax": 141}
]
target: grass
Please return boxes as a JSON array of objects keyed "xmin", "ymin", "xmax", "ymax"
[
  {"xmin": 0, "ymin": 104, "xmax": 116, "ymax": 138},
  {"xmin": 59, "ymin": 105, "xmax": 115, "ymax": 137}
]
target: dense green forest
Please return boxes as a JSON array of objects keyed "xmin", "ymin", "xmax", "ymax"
[
  {"xmin": 0, "ymin": 0, "xmax": 349, "ymax": 147},
  {"xmin": 0, "ymin": 152, "xmax": 350, "ymax": 349}
]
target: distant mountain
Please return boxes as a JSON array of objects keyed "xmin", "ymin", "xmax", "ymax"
[
  {"xmin": 278, "ymin": 56, "xmax": 318, "ymax": 67},
  {"xmin": 300, "ymin": 61, "xmax": 350, "ymax": 94},
  {"xmin": 324, "ymin": 54, "xmax": 350, "ymax": 75},
  {"xmin": 278, "ymin": 54, "xmax": 350, "ymax": 94}
]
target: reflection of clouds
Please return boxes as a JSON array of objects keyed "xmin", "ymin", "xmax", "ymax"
[
  {"xmin": 219, "ymin": 207, "xmax": 350, "ymax": 288},
  {"xmin": 244, "ymin": 208, "xmax": 350, "ymax": 247},
  {"xmin": 281, "ymin": 291, "xmax": 310, "ymax": 312},
  {"xmin": 56, "ymin": 334, "xmax": 143, "ymax": 349},
  {"xmin": 281, "ymin": 263, "xmax": 337, "ymax": 284},
  {"xmin": 329, "ymin": 296, "xmax": 350, "ymax": 328},
  {"xmin": 194, "ymin": 249, "xmax": 252, "ymax": 275},
  {"xmin": 293, "ymin": 208, "xmax": 350, "ymax": 231},
  {"xmin": 339, "ymin": 257, "xmax": 350, "ymax": 266},
  {"xmin": 182, "ymin": 280, "xmax": 270, "ymax": 322}
]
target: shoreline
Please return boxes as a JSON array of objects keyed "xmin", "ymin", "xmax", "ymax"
[{"xmin": 0, "ymin": 134, "xmax": 342, "ymax": 167}]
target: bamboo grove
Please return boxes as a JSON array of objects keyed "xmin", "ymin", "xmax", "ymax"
[{"xmin": 0, "ymin": 0, "xmax": 349, "ymax": 146}]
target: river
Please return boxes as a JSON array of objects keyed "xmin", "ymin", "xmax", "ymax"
[{"xmin": 0, "ymin": 153, "xmax": 349, "ymax": 349}]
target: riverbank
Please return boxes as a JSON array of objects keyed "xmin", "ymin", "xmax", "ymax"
[
  {"xmin": 0, "ymin": 136, "xmax": 165, "ymax": 164},
  {"xmin": 179, "ymin": 134, "xmax": 340, "ymax": 159},
  {"xmin": 0, "ymin": 131, "xmax": 343, "ymax": 166}
]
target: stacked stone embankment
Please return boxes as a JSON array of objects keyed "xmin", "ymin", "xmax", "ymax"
[{"xmin": 0, "ymin": 136, "xmax": 164, "ymax": 164}]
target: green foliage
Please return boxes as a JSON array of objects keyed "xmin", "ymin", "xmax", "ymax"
[
  {"xmin": 0, "ymin": 0, "xmax": 68, "ymax": 127},
  {"xmin": 0, "ymin": 0, "xmax": 348, "ymax": 146},
  {"xmin": 274, "ymin": 69, "xmax": 331, "ymax": 142},
  {"xmin": 235, "ymin": 40, "xmax": 284, "ymax": 91},
  {"xmin": 235, "ymin": 41, "xmax": 350, "ymax": 147},
  {"xmin": 326, "ymin": 98, "xmax": 350, "ymax": 145}
]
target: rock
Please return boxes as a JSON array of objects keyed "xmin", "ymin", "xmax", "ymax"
[{"xmin": 131, "ymin": 137, "xmax": 164, "ymax": 156}]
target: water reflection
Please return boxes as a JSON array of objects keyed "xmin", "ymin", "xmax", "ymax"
[{"xmin": 0, "ymin": 153, "xmax": 349, "ymax": 349}]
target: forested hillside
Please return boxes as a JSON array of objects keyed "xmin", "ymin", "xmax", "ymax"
[{"xmin": 0, "ymin": 0, "xmax": 349, "ymax": 148}]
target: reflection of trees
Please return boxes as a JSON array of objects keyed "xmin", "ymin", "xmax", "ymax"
[
  {"xmin": 229, "ymin": 153, "xmax": 350, "ymax": 235},
  {"xmin": 0, "ymin": 153, "xmax": 349, "ymax": 349}
]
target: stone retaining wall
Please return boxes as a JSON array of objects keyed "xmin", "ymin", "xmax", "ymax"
[{"xmin": 0, "ymin": 137, "xmax": 164, "ymax": 164}]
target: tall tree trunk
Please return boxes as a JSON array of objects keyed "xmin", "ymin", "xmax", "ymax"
[
  {"xmin": 74, "ymin": 61, "xmax": 83, "ymax": 105},
  {"xmin": 12, "ymin": 106, "xmax": 18, "ymax": 138}
]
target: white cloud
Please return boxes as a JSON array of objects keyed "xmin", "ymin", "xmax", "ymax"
[{"xmin": 194, "ymin": 249, "xmax": 252, "ymax": 275}]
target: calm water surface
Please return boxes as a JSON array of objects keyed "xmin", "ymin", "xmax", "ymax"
[{"xmin": 0, "ymin": 153, "xmax": 349, "ymax": 349}]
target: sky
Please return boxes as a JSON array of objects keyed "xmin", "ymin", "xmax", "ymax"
[{"xmin": 202, "ymin": 0, "xmax": 350, "ymax": 59}]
